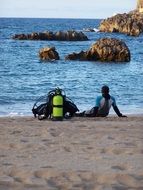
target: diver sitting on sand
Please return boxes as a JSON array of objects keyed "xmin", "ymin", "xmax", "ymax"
[{"xmin": 76, "ymin": 85, "xmax": 127, "ymax": 117}]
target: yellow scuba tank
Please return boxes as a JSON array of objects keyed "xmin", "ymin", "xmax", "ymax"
[{"xmin": 52, "ymin": 88, "xmax": 64, "ymax": 120}]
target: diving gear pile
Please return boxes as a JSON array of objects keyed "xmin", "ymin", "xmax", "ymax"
[{"xmin": 32, "ymin": 87, "xmax": 79, "ymax": 120}]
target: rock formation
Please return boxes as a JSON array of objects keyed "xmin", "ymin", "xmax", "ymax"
[
  {"xmin": 99, "ymin": 11, "xmax": 143, "ymax": 36},
  {"xmin": 12, "ymin": 31, "xmax": 88, "ymax": 41},
  {"xmin": 137, "ymin": 0, "xmax": 143, "ymax": 13},
  {"xmin": 65, "ymin": 38, "xmax": 130, "ymax": 62},
  {"xmin": 39, "ymin": 47, "xmax": 60, "ymax": 61}
]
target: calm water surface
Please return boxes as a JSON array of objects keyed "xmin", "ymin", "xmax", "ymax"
[{"xmin": 0, "ymin": 18, "xmax": 143, "ymax": 116}]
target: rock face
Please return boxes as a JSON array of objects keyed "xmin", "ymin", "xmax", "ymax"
[
  {"xmin": 137, "ymin": 0, "xmax": 143, "ymax": 12},
  {"xmin": 39, "ymin": 47, "xmax": 60, "ymax": 61},
  {"xmin": 99, "ymin": 11, "xmax": 143, "ymax": 36},
  {"xmin": 12, "ymin": 31, "xmax": 88, "ymax": 41},
  {"xmin": 65, "ymin": 38, "xmax": 131, "ymax": 62}
]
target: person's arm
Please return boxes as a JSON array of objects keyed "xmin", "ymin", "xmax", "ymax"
[
  {"xmin": 112, "ymin": 104, "xmax": 127, "ymax": 117},
  {"xmin": 111, "ymin": 96, "xmax": 127, "ymax": 117}
]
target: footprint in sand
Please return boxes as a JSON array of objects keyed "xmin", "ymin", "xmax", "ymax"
[
  {"xmin": 130, "ymin": 174, "xmax": 143, "ymax": 181},
  {"xmin": 112, "ymin": 149, "xmax": 124, "ymax": 155},
  {"xmin": 0, "ymin": 154, "xmax": 6, "ymax": 158},
  {"xmin": 2, "ymin": 163, "xmax": 13, "ymax": 166},
  {"xmin": 116, "ymin": 174, "xmax": 143, "ymax": 188},
  {"xmin": 8, "ymin": 169, "xmax": 35, "ymax": 185},
  {"xmin": 41, "ymin": 139, "xmax": 49, "ymax": 142},
  {"xmin": 124, "ymin": 142, "xmax": 136, "ymax": 147},
  {"xmin": 10, "ymin": 130, "xmax": 22, "ymax": 135},
  {"xmin": 9, "ymin": 143, "xmax": 22, "ymax": 149},
  {"xmin": 20, "ymin": 139, "xmax": 29, "ymax": 143},
  {"xmin": 63, "ymin": 146, "xmax": 71, "ymax": 152},
  {"xmin": 41, "ymin": 166, "xmax": 53, "ymax": 169},
  {"xmin": 49, "ymin": 128, "xmax": 62, "ymax": 137},
  {"xmin": 76, "ymin": 124, "xmax": 87, "ymax": 128},
  {"xmin": 100, "ymin": 148, "xmax": 111, "ymax": 154},
  {"xmin": 50, "ymin": 132, "xmax": 59, "ymax": 137},
  {"xmin": 119, "ymin": 129, "xmax": 127, "ymax": 132},
  {"xmin": 111, "ymin": 165, "xmax": 126, "ymax": 171},
  {"xmin": 100, "ymin": 148, "xmax": 127, "ymax": 155},
  {"xmin": 140, "ymin": 149, "xmax": 143, "ymax": 154},
  {"xmin": 107, "ymin": 136, "xmax": 115, "ymax": 140},
  {"xmin": 47, "ymin": 179, "xmax": 58, "ymax": 189},
  {"xmin": 0, "ymin": 176, "xmax": 14, "ymax": 186},
  {"xmin": 34, "ymin": 169, "xmax": 57, "ymax": 179}
]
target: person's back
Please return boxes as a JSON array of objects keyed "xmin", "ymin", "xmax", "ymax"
[
  {"xmin": 76, "ymin": 85, "xmax": 126, "ymax": 117},
  {"xmin": 94, "ymin": 85, "xmax": 126, "ymax": 117},
  {"xmin": 95, "ymin": 95, "xmax": 116, "ymax": 117}
]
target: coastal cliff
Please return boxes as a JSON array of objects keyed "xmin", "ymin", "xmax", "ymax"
[
  {"xmin": 99, "ymin": 0, "xmax": 143, "ymax": 37},
  {"xmin": 99, "ymin": 11, "xmax": 143, "ymax": 36}
]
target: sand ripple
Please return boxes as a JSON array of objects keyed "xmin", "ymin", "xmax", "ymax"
[{"xmin": 0, "ymin": 116, "xmax": 143, "ymax": 189}]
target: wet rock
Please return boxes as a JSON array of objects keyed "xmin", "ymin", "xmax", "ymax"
[
  {"xmin": 12, "ymin": 30, "xmax": 88, "ymax": 41},
  {"xmin": 90, "ymin": 38, "xmax": 130, "ymax": 62},
  {"xmin": 65, "ymin": 38, "xmax": 130, "ymax": 62},
  {"xmin": 39, "ymin": 47, "xmax": 60, "ymax": 61},
  {"xmin": 99, "ymin": 11, "xmax": 143, "ymax": 36},
  {"xmin": 65, "ymin": 51, "xmax": 88, "ymax": 61}
]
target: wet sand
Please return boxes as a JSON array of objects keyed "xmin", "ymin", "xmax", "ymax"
[{"xmin": 0, "ymin": 116, "xmax": 143, "ymax": 190}]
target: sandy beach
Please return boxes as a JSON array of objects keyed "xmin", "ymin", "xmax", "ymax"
[{"xmin": 0, "ymin": 115, "xmax": 143, "ymax": 190}]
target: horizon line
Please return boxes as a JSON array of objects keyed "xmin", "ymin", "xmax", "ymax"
[{"xmin": 0, "ymin": 16, "xmax": 105, "ymax": 20}]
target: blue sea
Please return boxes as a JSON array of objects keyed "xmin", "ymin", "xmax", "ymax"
[{"xmin": 0, "ymin": 18, "xmax": 143, "ymax": 116}]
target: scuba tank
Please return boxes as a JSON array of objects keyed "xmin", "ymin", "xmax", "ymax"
[{"xmin": 52, "ymin": 88, "xmax": 64, "ymax": 120}]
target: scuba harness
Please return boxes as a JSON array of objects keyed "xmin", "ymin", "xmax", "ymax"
[{"xmin": 32, "ymin": 87, "xmax": 79, "ymax": 120}]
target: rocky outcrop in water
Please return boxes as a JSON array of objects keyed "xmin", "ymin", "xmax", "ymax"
[
  {"xmin": 99, "ymin": 11, "xmax": 143, "ymax": 36},
  {"xmin": 39, "ymin": 47, "xmax": 60, "ymax": 61},
  {"xmin": 65, "ymin": 38, "xmax": 130, "ymax": 62},
  {"xmin": 12, "ymin": 31, "xmax": 88, "ymax": 41}
]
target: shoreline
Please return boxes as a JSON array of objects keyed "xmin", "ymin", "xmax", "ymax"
[
  {"xmin": 1, "ymin": 106, "xmax": 143, "ymax": 118},
  {"xmin": 0, "ymin": 113, "xmax": 143, "ymax": 118}
]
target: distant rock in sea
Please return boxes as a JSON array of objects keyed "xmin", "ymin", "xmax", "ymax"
[
  {"xmin": 99, "ymin": 11, "xmax": 143, "ymax": 36},
  {"xmin": 12, "ymin": 30, "xmax": 88, "ymax": 41},
  {"xmin": 65, "ymin": 38, "xmax": 131, "ymax": 62},
  {"xmin": 39, "ymin": 47, "xmax": 60, "ymax": 61}
]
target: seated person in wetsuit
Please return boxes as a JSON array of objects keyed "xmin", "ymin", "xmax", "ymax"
[{"xmin": 77, "ymin": 85, "xmax": 127, "ymax": 117}]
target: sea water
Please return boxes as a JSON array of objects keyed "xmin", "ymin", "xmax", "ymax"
[{"xmin": 0, "ymin": 18, "xmax": 143, "ymax": 116}]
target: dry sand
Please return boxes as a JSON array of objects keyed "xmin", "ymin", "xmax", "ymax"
[{"xmin": 0, "ymin": 115, "xmax": 143, "ymax": 190}]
